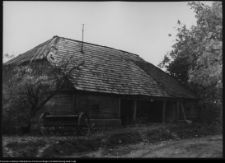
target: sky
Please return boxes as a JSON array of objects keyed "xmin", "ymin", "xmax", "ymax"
[{"xmin": 3, "ymin": 1, "xmax": 213, "ymax": 66}]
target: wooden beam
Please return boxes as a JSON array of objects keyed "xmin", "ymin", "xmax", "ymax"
[
  {"xmin": 162, "ymin": 101, "xmax": 166, "ymax": 123},
  {"xmin": 180, "ymin": 102, "xmax": 187, "ymax": 121},
  {"xmin": 118, "ymin": 98, "xmax": 121, "ymax": 119},
  {"xmin": 133, "ymin": 99, "xmax": 137, "ymax": 122},
  {"xmin": 198, "ymin": 102, "xmax": 201, "ymax": 123},
  {"xmin": 73, "ymin": 93, "xmax": 76, "ymax": 115},
  {"xmin": 75, "ymin": 92, "xmax": 79, "ymax": 114},
  {"xmin": 177, "ymin": 101, "xmax": 180, "ymax": 123}
]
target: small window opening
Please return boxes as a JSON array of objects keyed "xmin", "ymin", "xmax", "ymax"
[{"xmin": 93, "ymin": 104, "xmax": 100, "ymax": 113}]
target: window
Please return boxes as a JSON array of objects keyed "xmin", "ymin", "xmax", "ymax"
[{"xmin": 93, "ymin": 104, "xmax": 100, "ymax": 113}]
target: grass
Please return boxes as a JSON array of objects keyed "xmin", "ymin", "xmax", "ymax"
[
  {"xmin": 3, "ymin": 122, "xmax": 222, "ymax": 158},
  {"xmin": 168, "ymin": 122, "xmax": 222, "ymax": 139}
]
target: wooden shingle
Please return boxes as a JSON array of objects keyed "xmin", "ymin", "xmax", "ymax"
[{"xmin": 4, "ymin": 36, "xmax": 198, "ymax": 99}]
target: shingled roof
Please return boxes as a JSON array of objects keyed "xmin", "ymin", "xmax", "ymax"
[{"xmin": 4, "ymin": 36, "xmax": 198, "ymax": 99}]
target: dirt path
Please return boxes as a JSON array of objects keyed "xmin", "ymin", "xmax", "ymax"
[{"xmin": 77, "ymin": 135, "xmax": 223, "ymax": 158}]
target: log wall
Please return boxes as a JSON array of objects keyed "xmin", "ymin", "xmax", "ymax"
[
  {"xmin": 77, "ymin": 92, "xmax": 120, "ymax": 119},
  {"xmin": 165, "ymin": 101, "xmax": 177, "ymax": 123},
  {"xmin": 44, "ymin": 92, "xmax": 75, "ymax": 115}
]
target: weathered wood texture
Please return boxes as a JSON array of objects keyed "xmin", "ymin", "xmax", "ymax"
[
  {"xmin": 180, "ymin": 102, "xmax": 187, "ymax": 121},
  {"xmin": 177, "ymin": 101, "xmax": 180, "ymax": 122},
  {"xmin": 77, "ymin": 92, "xmax": 120, "ymax": 119},
  {"xmin": 133, "ymin": 100, "xmax": 137, "ymax": 121},
  {"xmin": 135, "ymin": 61, "xmax": 198, "ymax": 99},
  {"xmin": 4, "ymin": 36, "xmax": 198, "ymax": 99},
  {"xmin": 165, "ymin": 101, "xmax": 177, "ymax": 123},
  {"xmin": 44, "ymin": 92, "xmax": 75, "ymax": 115},
  {"xmin": 90, "ymin": 119, "xmax": 121, "ymax": 127},
  {"xmin": 32, "ymin": 92, "xmax": 120, "ymax": 129},
  {"xmin": 162, "ymin": 101, "xmax": 166, "ymax": 123},
  {"xmin": 3, "ymin": 35, "xmax": 200, "ymax": 128}
]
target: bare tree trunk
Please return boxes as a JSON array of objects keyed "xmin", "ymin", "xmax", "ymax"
[
  {"xmin": 25, "ymin": 86, "xmax": 62, "ymax": 134},
  {"xmin": 20, "ymin": 120, "xmax": 31, "ymax": 134}
]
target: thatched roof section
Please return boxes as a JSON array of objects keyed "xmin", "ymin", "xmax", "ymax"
[{"xmin": 4, "ymin": 36, "xmax": 198, "ymax": 99}]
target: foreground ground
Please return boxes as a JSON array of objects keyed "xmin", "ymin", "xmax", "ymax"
[
  {"xmin": 79, "ymin": 135, "xmax": 222, "ymax": 158},
  {"xmin": 3, "ymin": 123, "xmax": 223, "ymax": 158}
]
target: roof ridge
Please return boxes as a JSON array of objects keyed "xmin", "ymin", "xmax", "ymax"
[
  {"xmin": 56, "ymin": 35, "xmax": 141, "ymax": 58},
  {"xmin": 20, "ymin": 38, "xmax": 53, "ymax": 56},
  {"xmin": 4, "ymin": 38, "xmax": 53, "ymax": 66},
  {"xmin": 3, "ymin": 35, "xmax": 198, "ymax": 99}
]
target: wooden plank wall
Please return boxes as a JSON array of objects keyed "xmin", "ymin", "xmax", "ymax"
[
  {"xmin": 44, "ymin": 92, "xmax": 75, "ymax": 115},
  {"xmin": 165, "ymin": 101, "xmax": 177, "ymax": 123},
  {"xmin": 77, "ymin": 93, "xmax": 120, "ymax": 119}
]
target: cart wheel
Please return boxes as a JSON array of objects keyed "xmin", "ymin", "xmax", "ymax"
[
  {"xmin": 38, "ymin": 112, "xmax": 50, "ymax": 136},
  {"xmin": 78, "ymin": 112, "xmax": 91, "ymax": 136},
  {"xmin": 91, "ymin": 123, "xmax": 99, "ymax": 134}
]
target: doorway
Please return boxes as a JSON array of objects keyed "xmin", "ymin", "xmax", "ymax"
[
  {"xmin": 136, "ymin": 100, "xmax": 163, "ymax": 123},
  {"xmin": 120, "ymin": 99, "xmax": 134, "ymax": 125}
]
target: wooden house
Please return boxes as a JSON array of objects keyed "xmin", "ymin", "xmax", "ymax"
[{"xmin": 3, "ymin": 36, "xmax": 199, "ymax": 127}]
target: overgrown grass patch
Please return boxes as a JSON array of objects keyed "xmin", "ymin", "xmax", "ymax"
[
  {"xmin": 101, "ymin": 130, "xmax": 142, "ymax": 156},
  {"xmin": 5, "ymin": 139, "xmax": 46, "ymax": 157},
  {"xmin": 104, "ymin": 131, "xmax": 142, "ymax": 148},
  {"xmin": 168, "ymin": 122, "xmax": 222, "ymax": 139},
  {"xmin": 41, "ymin": 130, "xmax": 143, "ymax": 158},
  {"xmin": 145, "ymin": 128, "xmax": 177, "ymax": 144},
  {"xmin": 3, "ymin": 122, "xmax": 222, "ymax": 157},
  {"xmin": 42, "ymin": 138, "xmax": 102, "ymax": 157}
]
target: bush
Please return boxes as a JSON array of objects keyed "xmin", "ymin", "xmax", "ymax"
[
  {"xmin": 3, "ymin": 84, "xmax": 31, "ymax": 135},
  {"xmin": 169, "ymin": 122, "xmax": 222, "ymax": 139},
  {"xmin": 2, "ymin": 104, "xmax": 31, "ymax": 135},
  {"xmin": 146, "ymin": 128, "xmax": 176, "ymax": 143},
  {"xmin": 200, "ymin": 102, "xmax": 222, "ymax": 124},
  {"xmin": 105, "ymin": 131, "xmax": 142, "ymax": 148}
]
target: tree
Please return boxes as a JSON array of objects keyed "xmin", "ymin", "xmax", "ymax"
[
  {"xmin": 159, "ymin": 2, "xmax": 222, "ymax": 123},
  {"xmin": 3, "ymin": 53, "xmax": 15, "ymax": 63},
  {"xmin": 3, "ymin": 55, "xmax": 85, "ymax": 134}
]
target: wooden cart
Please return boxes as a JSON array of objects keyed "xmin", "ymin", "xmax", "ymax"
[{"xmin": 38, "ymin": 112, "xmax": 91, "ymax": 136}]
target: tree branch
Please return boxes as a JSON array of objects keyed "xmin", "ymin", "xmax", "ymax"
[{"xmin": 29, "ymin": 84, "xmax": 63, "ymax": 118}]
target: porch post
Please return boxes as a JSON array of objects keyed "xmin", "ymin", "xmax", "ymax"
[
  {"xmin": 162, "ymin": 101, "xmax": 166, "ymax": 123},
  {"xmin": 180, "ymin": 102, "xmax": 187, "ymax": 121},
  {"xmin": 133, "ymin": 99, "xmax": 137, "ymax": 122},
  {"xmin": 177, "ymin": 101, "xmax": 180, "ymax": 123},
  {"xmin": 73, "ymin": 93, "xmax": 76, "ymax": 114},
  {"xmin": 118, "ymin": 98, "xmax": 121, "ymax": 119},
  {"xmin": 75, "ymin": 92, "xmax": 79, "ymax": 114}
]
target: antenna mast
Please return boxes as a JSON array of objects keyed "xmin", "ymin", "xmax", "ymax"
[{"xmin": 81, "ymin": 24, "xmax": 84, "ymax": 53}]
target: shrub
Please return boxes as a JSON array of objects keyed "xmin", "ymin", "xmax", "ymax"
[
  {"xmin": 2, "ymin": 84, "xmax": 31, "ymax": 135},
  {"xmin": 200, "ymin": 102, "xmax": 222, "ymax": 124}
]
